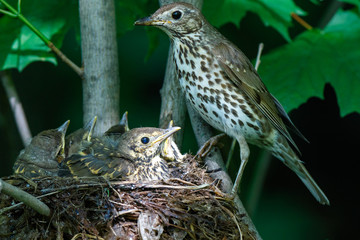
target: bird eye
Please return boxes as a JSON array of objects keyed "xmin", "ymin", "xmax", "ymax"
[
  {"xmin": 141, "ymin": 137, "xmax": 150, "ymax": 144},
  {"xmin": 172, "ymin": 11, "xmax": 182, "ymax": 20}
]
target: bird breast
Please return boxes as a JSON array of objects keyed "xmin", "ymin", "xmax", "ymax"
[{"xmin": 173, "ymin": 41, "xmax": 268, "ymax": 141}]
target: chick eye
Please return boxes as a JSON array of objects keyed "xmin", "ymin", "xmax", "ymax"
[
  {"xmin": 172, "ymin": 11, "xmax": 182, "ymax": 20},
  {"xmin": 141, "ymin": 137, "xmax": 150, "ymax": 144}
]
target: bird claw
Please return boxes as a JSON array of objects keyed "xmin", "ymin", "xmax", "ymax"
[{"xmin": 194, "ymin": 133, "xmax": 226, "ymax": 160}]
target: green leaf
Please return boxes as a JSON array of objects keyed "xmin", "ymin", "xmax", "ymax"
[
  {"xmin": 115, "ymin": 0, "xmax": 160, "ymax": 60},
  {"xmin": 258, "ymin": 9, "xmax": 360, "ymax": 116},
  {"xmin": 203, "ymin": 0, "xmax": 305, "ymax": 41},
  {"xmin": 202, "ymin": 0, "xmax": 247, "ymax": 29},
  {"xmin": 115, "ymin": 0, "xmax": 158, "ymax": 37},
  {"xmin": 144, "ymin": 28, "xmax": 160, "ymax": 62},
  {"xmin": 0, "ymin": 0, "xmax": 78, "ymax": 71},
  {"xmin": 309, "ymin": 0, "xmax": 321, "ymax": 4}
]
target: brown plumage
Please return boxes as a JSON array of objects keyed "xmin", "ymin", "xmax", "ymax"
[
  {"xmin": 59, "ymin": 126, "xmax": 181, "ymax": 181},
  {"xmin": 135, "ymin": 2, "xmax": 329, "ymax": 204},
  {"xmin": 13, "ymin": 120, "xmax": 69, "ymax": 178},
  {"xmin": 104, "ymin": 111, "xmax": 130, "ymax": 139},
  {"xmin": 65, "ymin": 116, "xmax": 97, "ymax": 158}
]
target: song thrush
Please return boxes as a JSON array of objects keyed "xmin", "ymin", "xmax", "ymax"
[
  {"xmin": 65, "ymin": 116, "xmax": 97, "ymax": 158},
  {"xmin": 59, "ymin": 126, "xmax": 181, "ymax": 181},
  {"xmin": 135, "ymin": 2, "xmax": 329, "ymax": 205},
  {"xmin": 13, "ymin": 120, "xmax": 70, "ymax": 178},
  {"xmin": 105, "ymin": 113, "xmax": 184, "ymax": 163},
  {"xmin": 104, "ymin": 111, "xmax": 130, "ymax": 139}
]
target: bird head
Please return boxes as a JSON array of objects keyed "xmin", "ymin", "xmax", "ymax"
[
  {"xmin": 117, "ymin": 127, "xmax": 181, "ymax": 162},
  {"xmin": 65, "ymin": 116, "xmax": 97, "ymax": 157},
  {"xmin": 135, "ymin": 2, "xmax": 204, "ymax": 37},
  {"xmin": 21, "ymin": 120, "xmax": 70, "ymax": 166},
  {"xmin": 104, "ymin": 111, "xmax": 130, "ymax": 137}
]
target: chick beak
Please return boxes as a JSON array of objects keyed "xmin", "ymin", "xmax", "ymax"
[
  {"xmin": 84, "ymin": 116, "xmax": 97, "ymax": 141},
  {"xmin": 57, "ymin": 120, "xmax": 70, "ymax": 157},
  {"xmin": 163, "ymin": 120, "xmax": 175, "ymax": 156},
  {"xmin": 152, "ymin": 127, "xmax": 181, "ymax": 146},
  {"xmin": 57, "ymin": 120, "xmax": 70, "ymax": 135}
]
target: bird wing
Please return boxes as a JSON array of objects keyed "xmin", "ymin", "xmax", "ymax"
[
  {"xmin": 213, "ymin": 42, "xmax": 307, "ymax": 151},
  {"xmin": 59, "ymin": 154, "xmax": 134, "ymax": 179}
]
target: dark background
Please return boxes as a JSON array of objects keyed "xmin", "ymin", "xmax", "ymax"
[{"xmin": 1, "ymin": 1, "xmax": 359, "ymax": 239}]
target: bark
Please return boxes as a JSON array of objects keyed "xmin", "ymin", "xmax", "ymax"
[{"xmin": 79, "ymin": 0, "xmax": 120, "ymax": 135}]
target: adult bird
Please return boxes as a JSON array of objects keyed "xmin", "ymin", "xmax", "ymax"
[
  {"xmin": 13, "ymin": 120, "xmax": 70, "ymax": 178},
  {"xmin": 135, "ymin": 2, "xmax": 329, "ymax": 205},
  {"xmin": 59, "ymin": 126, "xmax": 181, "ymax": 181}
]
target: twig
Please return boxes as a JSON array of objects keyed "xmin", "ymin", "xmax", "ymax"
[
  {"xmin": 111, "ymin": 182, "xmax": 211, "ymax": 190},
  {"xmin": 255, "ymin": 43, "xmax": 264, "ymax": 71},
  {"xmin": 165, "ymin": 178, "xmax": 197, "ymax": 186},
  {"xmin": 40, "ymin": 180, "xmax": 209, "ymax": 194},
  {"xmin": 291, "ymin": 12, "xmax": 313, "ymax": 30},
  {"xmin": 216, "ymin": 200, "xmax": 243, "ymax": 240},
  {"xmin": 113, "ymin": 208, "xmax": 140, "ymax": 217},
  {"xmin": 245, "ymin": 150, "xmax": 272, "ymax": 216},
  {"xmin": 40, "ymin": 182, "xmax": 108, "ymax": 194},
  {"xmin": 0, "ymin": 179, "xmax": 50, "ymax": 216},
  {"xmin": 71, "ymin": 233, "xmax": 105, "ymax": 240},
  {"xmin": 0, "ymin": 0, "xmax": 83, "ymax": 76},
  {"xmin": 48, "ymin": 42, "xmax": 83, "ymax": 77},
  {"xmin": 0, "ymin": 70, "xmax": 32, "ymax": 146}
]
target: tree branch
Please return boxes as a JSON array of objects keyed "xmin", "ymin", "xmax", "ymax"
[
  {"xmin": 79, "ymin": 0, "xmax": 120, "ymax": 135},
  {"xmin": 0, "ymin": 179, "xmax": 50, "ymax": 216},
  {"xmin": 1, "ymin": 70, "xmax": 32, "ymax": 147}
]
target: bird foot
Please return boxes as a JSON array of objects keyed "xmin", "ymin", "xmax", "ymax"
[{"xmin": 194, "ymin": 133, "xmax": 226, "ymax": 160}]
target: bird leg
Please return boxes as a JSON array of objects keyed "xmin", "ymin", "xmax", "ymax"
[
  {"xmin": 231, "ymin": 135, "xmax": 250, "ymax": 196},
  {"xmin": 194, "ymin": 133, "xmax": 226, "ymax": 160}
]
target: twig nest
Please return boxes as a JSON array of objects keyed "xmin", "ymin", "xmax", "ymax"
[{"xmin": 1, "ymin": 156, "xmax": 257, "ymax": 239}]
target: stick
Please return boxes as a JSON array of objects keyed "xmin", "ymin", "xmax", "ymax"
[
  {"xmin": 0, "ymin": 179, "xmax": 50, "ymax": 216},
  {"xmin": 291, "ymin": 13, "xmax": 313, "ymax": 30},
  {"xmin": 0, "ymin": 71, "xmax": 32, "ymax": 146}
]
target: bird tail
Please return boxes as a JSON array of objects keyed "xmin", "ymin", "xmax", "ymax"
[
  {"xmin": 285, "ymin": 158, "xmax": 330, "ymax": 205},
  {"xmin": 271, "ymin": 139, "xmax": 330, "ymax": 205}
]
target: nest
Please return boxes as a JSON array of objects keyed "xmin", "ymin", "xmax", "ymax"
[{"xmin": 0, "ymin": 156, "xmax": 256, "ymax": 240}]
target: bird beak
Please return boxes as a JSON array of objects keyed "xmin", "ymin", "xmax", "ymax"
[
  {"xmin": 120, "ymin": 111, "xmax": 130, "ymax": 132},
  {"xmin": 57, "ymin": 120, "xmax": 70, "ymax": 135},
  {"xmin": 162, "ymin": 120, "xmax": 174, "ymax": 156},
  {"xmin": 57, "ymin": 120, "xmax": 70, "ymax": 157},
  {"xmin": 152, "ymin": 126, "xmax": 181, "ymax": 145},
  {"xmin": 135, "ymin": 16, "xmax": 171, "ymax": 26},
  {"xmin": 84, "ymin": 116, "xmax": 97, "ymax": 142}
]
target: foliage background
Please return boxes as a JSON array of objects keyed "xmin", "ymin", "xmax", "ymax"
[{"xmin": 1, "ymin": 0, "xmax": 359, "ymax": 239}]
